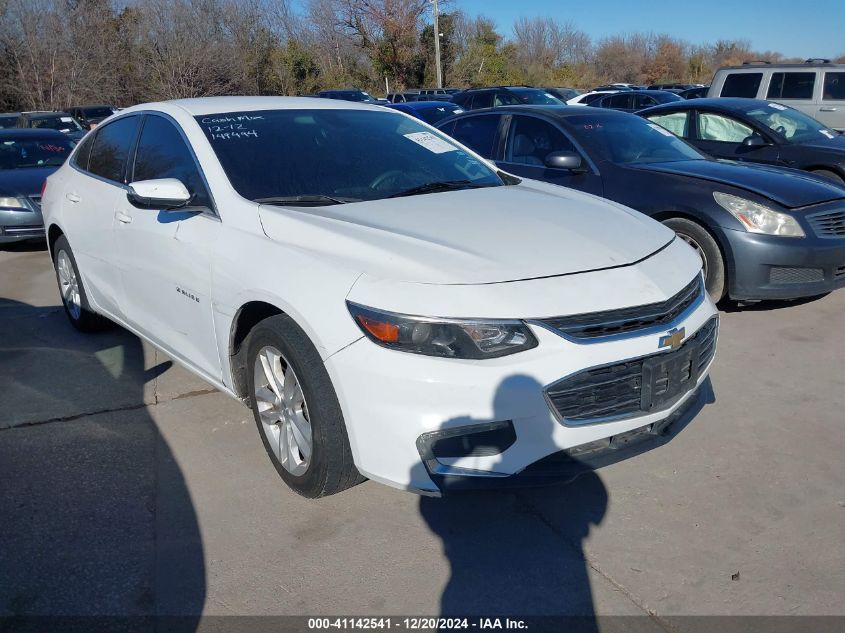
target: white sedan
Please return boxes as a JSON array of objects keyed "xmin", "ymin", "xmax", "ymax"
[{"xmin": 42, "ymin": 96, "xmax": 718, "ymax": 497}]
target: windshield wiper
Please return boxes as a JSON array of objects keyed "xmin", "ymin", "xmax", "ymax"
[
  {"xmin": 386, "ymin": 180, "xmax": 496, "ymax": 199},
  {"xmin": 255, "ymin": 195, "xmax": 360, "ymax": 207}
]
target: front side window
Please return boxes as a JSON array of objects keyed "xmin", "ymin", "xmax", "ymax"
[
  {"xmin": 133, "ymin": 115, "xmax": 212, "ymax": 209},
  {"xmin": 634, "ymin": 94, "xmax": 657, "ymax": 109},
  {"xmin": 88, "ymin": 116, "xmax": 140, "ymax": 183},
  {"xmin": 198, "ymin": 109, "xmax": 502, "ymax": 203},
  {"xmin": 767, "ymin": 72, "xmax": 815, "ymax": 99},
  {"xmin": 823, "ymin": 72, "xmax": 845, "ymax": 100},
  {"xmin": 506, "ymin": 116, "xmax": 574, "ymax": 166},
  {"xmin": 720, "ymin": 72, "xmax": 763, "ymax": 98},
  {"xmin": 449, "ymin": 114, "xmax": 502, "ymax": 158},
  {"xmin": 697, "ymin": 112, "xmax": 754, "ymax": 143},
  {"xmin": 494, "ymin": 93, "xmax": 522, "ymax": 107},
  {"xmin": 647, "ymin": 111, "xmax": 690, "ymax": 138},
  {"xmin": 0, "ymin": 136, "xmax": 75, "ymax": 170}
]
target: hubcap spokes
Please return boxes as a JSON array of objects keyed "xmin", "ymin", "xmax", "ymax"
[
  {"xmin": 57, "ymin": 251, "xmax": 81, "ymax": 320},
  {"xmin": 253, "ymin": 346, "xmax": 312, "ymax": 476}
]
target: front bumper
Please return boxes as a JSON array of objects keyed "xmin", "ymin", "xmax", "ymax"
[
  {"xmin": 0, "ymin": 207, "xmax": 45, "ymax": 243},
  {"xmin": 724, "ymin": 227, "xmax": 845, "ymax": 300},
  {"xmin": 325, "ymin": 293, "xmax": 718, "ymax": 494}
]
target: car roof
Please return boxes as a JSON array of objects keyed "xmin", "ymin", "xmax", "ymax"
[
  {"xmin": 0, "ymin": 128, "xmax": 69, "ymax": 140},
  {"xmin": 117, "ymin": 96, "xmax": 387, "ymax": 117},
  {"xmin": 393, "ymin": 100, "xmax": 459, "ymax": 109},
  {"xmin": 0, "ymin": 112, "xmax": 22, "ymax": 117},
  {"xmin": 22, "ymin": 111, "xmax": 73, "ymax": 118},
  {"xmin": 441, "ymin": 104, "xmax": 636, "ymax": 122},
  {"xmin": 717, "ymin": 61, "xmax": 845, "ymax": 70},
  {"xmin": 638, "ymin": 97, "xmax": 778, "ymax": 113}
]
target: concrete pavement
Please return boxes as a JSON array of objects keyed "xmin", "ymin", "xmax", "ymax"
[{"xmin": 1, "ymin": 242, "xmax": 844, "ymax": 628}]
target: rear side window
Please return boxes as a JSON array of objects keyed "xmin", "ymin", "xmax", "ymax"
[
  {"xmin": 823, "ymin": 72, "xmax": 845, "ymax": 100},
  {"xmin": 720, "ymin": 73, "xmax": 763, "ymax": 98},
  {"xmin": 606, "ymin": 94, "xmax": 632, "ymax": 109},
  {"xmin": 634, "ymin": 94, "xmax": 657, "ymax": 109},
  {"xmin": 72, "ymin": 132, "xmax": 96, "ymax": 171},
  {"xmin": 132, "ymin": 115, "xmax": 212, "ymax": 209},
  {"xmin": 767, "ymin": 72, "xmax": 815, "ymax": 99},
  {"xmin": 494, "ymin": 92, "xmax": 522, "ymax": 106},
  {"xmin": 450, "ymin": 115, "xmax": 502, "ymax": 158},
  {"xmin": 87, "ymin": 116, "xmax": 139, "ymax": 183},
  {"xmin": 472, "ymin": 92, "xmax": 494, "ymax": 109}
]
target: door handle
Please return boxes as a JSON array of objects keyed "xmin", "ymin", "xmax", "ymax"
[
  {"xmin": 65, "ymin": 192, "xmax": 81, "ymax": 203},
  {"xmin": 820, "ymin": 107, "xmax": 837, "ymax": 112},
  {"xmin": 116, "ymin": 210, "xmax": 133, "ymax": 224}
]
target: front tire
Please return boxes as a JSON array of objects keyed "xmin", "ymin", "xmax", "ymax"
[
  {"xmin": 52, "ymin": 235, "xmax": 110, "ymax": 332},
  {"xmin": 246, "ymin": 314, "xmax": 363, "ymax": 498},
  {"xmin": 662, "ymin": 218, "xmax": 726, "ymax": 302}
]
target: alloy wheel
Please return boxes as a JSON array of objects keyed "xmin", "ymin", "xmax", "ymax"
[
  {"xmin": 56, "ymin": 250, "xmax": 81, "ymax": 320},
  {"xmin": 253, "ymin": 346, "xmax": 313, "ymax": 476}
]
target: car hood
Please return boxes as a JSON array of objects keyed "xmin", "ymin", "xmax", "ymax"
[
  {"xmin": 0, "ymin": 166, "xmax": 55, "ymax": 197},
  {"xmin": 258, "ymin": 182, "xmax": 674, "ymax": 285},
  {"xmin": 635, "ymin": 159, "xmax": 845, "ymax": 209},
  {"xmin": 792, "ymin": 133, "xmax": 845, "ymax": 153}
]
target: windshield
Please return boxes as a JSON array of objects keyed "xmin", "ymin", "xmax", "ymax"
[
  {"xmin": 567, "ymin": 114, "xmax": 705, "ymax": 164},
  {"xmin": 742, "ymin": 103, "xmax": 837, "ymax": 143},
  {"xmin": 0, "ymin": 137, "xmax": 75, "ymax": 169},
  {"xmin": 0, "ymin": 116, "xmax": 17, "ymax": 129},
  {"xmin": 81, "ymin": 107, "xmax": 114, "ymax": 119},
  {"xmin": 197, "ymin": 109, "xmax": 503, "ymax": 203},
  {"xmin": 29, "ymin": 115, "xmax": 83, "ymax": 133},
  {"xmin": 511, "ymin": 89, "xmax": 563, "ymax": 105}
]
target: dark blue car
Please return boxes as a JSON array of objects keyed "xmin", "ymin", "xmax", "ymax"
[
  {"xmin": 0, "ymin": 129, "xmax": 75, "ymax": 243},
  {"xmin": 437, "ymin": 106, "xmax": 845, "ymax": 302},
  {"xmin": 385, "ymin": 101, "xmax": 465, "ymax": 125}
]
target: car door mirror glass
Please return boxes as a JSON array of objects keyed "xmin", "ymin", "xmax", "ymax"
[
  {"xmin": 127, "ymin": 178, "xmax": 192, "ymax": 210},
  {"xmin": 545, "ymin": 151, "xmax": 583, "ymax": 170}
]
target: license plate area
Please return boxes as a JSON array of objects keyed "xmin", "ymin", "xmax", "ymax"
[{"xmin": 640, "ymin": 343, "xmax": 701, "ymax": 412}]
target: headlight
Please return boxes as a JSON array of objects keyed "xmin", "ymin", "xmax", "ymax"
[
  {"xmin": 0, "ymin": 196, "xmax": 27, "ymax": 209},
  {"xmin": 347, "ymin": 302, "xmax": 538, "ymax": 359},
  {"xmin": 713, "ymin": 192, "xmax": 804, "ymax": 237}
]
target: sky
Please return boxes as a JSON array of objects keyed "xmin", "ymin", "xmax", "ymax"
[{"xmin": 449, "ymin": 0, "xmax": 845, "ymax": 59}]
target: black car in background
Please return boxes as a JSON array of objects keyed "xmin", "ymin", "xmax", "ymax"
[
  {"xmin": 65, "ymin": 104, "xmax": 116, "ymax": 129},
  {"xmin": 593, "ymin": 89, "xmax": 682, "ymax": 112},
  {"xmin": 639, "ymin": 98, "xmax": 845, "ymax": 184},
  {"xmin": 15, "ymin": 111, "xmax": 86, "ymax": 141},
  {"xmin": 437, "ymin": 106, "xmax": 845, "ymax": 302},
  {"xmin": 451, "ymin": 87, "xmax": 563, "ymax": 110},
  {"xmin": 317, "ymin": 90, "xmax": 379, "ymax": 104},
  {"xmin": 0, "ymin": 129, "xmax": 75, "ymax": 243}
]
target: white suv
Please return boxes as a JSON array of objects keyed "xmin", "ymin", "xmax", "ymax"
[{"xmin": 42, "ymin": 97, "xmax": 718, "ymax": 497}]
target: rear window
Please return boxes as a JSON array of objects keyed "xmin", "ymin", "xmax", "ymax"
[
  {"xmin": 823, "ymin": 72, "xmax": 845, "ymax": 100},
  {"xmin": 767, "ymin": 72, "xmax": 815, "ymax": 100},
  {"xmin": 720, "ymin": 73, "xmax": 763, "ymax": 98}
]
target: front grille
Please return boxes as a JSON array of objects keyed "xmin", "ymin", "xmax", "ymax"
[
  {"xmin": 769, "ymin": 266, "xmax": 824, "ymax": 284},
  {"xmin": 546, "ymin": 317, "xmax": 718, "ymax": 424},
  {"xmin": 808, "ymin": 209, "xmax": 845, "ymax": 238},
  {"xmin": 539, "ymin": 276, "xmax": 702, "ymax": 340}
]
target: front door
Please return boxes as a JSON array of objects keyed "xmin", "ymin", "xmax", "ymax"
[
  {"xmin": 114, "ymin": 113, "xmax": 222, "ymax": 380},
  {"xmin": 693, "ymin": 111, "xmax": 782, "ymax": 165}
]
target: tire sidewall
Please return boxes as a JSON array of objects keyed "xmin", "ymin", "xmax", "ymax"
[
  {"xmin": 663, "ymin": 218, "xmax": 726, "ymax": 302},
  {"xmin": 52, "ymin": 236, "xmax": 91, "ymax": 328},
  {"xmin": 246, "ymin": 316, "xmax": 344, "ymax": 497}
]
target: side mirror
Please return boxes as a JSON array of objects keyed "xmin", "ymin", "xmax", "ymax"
[
  {"xmin": 545, "ymin": 151, "xmax": 584, "ymax": 171},
  {"xmin": 127, "ymin": 178, "xmax": 192, "ymax": 210},
  {"xmin": 742, "ymin": 135, "xmax": 768, "ymax": 148}
]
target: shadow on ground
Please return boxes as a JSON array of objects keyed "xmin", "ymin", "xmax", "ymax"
[{"xmin": 0, "ymin": 298, "xmax": 205, "ymax": 629}]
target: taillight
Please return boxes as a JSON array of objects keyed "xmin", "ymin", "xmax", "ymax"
[{"xmin": 41, "ymin": 180, "xmax": 48, "ymax": 198}]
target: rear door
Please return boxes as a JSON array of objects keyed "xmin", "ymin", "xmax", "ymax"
[
  {"xmin": 498, "ymin": 113, "xmax": 602, "ymax": 195},
  {"xmin": 62, "ymin": 115, "xmax": 140, "ymax": 318},
  {"xmin": 114, "ymin": 113, "xmax": 222, "ymax": 379},
  {"xmin": 818, "ymin": 70, "xmax": 845, "ymax": 131},
  {"xmin": 692, "ymin": 110, "xmax": 782, "ymax": 165}
]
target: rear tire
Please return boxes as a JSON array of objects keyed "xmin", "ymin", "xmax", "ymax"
[
  {"xmin": 810, "ymin": 169, "xmax": 844, "ymax": 185},
  {"xmin": 52, "ymin": 235, "xmax": 110, "ymax": 332},
  {"xmin": 246, "ymin": 314, "xmax": 363, "ymax": 498},
  {"xmin": 662, "ymin": 218, "xmax": 726, "ymax": 302}
]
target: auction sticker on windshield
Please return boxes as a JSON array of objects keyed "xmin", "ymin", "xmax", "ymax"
[{"xmin": 404, "ymin": 132, "xmax": 457, "ymax": 154}]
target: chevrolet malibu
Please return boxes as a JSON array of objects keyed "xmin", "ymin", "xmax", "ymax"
[{"xmin": 41, "ymin": 97, "xmax": 718, "ymax": 497}]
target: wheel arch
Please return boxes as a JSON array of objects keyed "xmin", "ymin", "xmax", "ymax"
[
  {"xmin": 228, "ymin": 300, "xmax": 286, "ymax": 402},
  {"xmin": 805, "ymin": 165, "xmax": 845, "ymax": 182},
  {"xmin": 47, "ymin": 223, "xmax": 64, "ymax": 259}
]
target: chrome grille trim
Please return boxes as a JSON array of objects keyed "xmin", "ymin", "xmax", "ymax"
[{"xmin": 534, "ymin": 275, "xmax": 704, "ymax": 342}]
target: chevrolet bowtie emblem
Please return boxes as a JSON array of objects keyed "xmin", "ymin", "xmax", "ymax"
[{"xmin": 658, "ymin": 327, "xmax": 686, "ymax": 351}]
